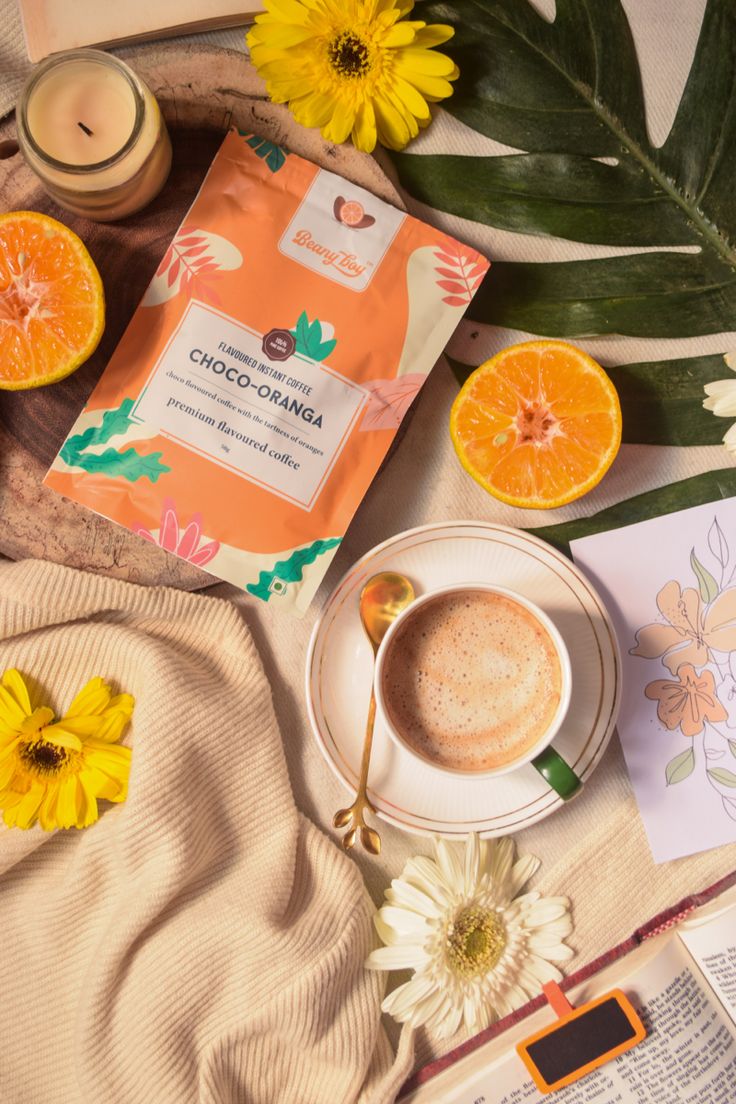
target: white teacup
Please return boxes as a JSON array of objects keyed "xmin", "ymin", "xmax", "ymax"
[{"xmin": 373, "ymin": 582, "xmax": 574, "ymax": 787}]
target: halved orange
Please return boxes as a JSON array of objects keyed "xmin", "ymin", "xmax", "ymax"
[
  {"xmin": 450, "ymin": 340, "xmax": 622, "ymax": 509},
  {"xmin": 0, "ymin": 210, "xmax": 104, "ymax": 390}
]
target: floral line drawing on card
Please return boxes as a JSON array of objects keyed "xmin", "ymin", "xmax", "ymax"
[{"xmin": 630, "ymin": 517, "xmax": 736, "ymax": 825}]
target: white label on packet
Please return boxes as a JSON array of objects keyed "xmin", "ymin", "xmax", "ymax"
[
  {"xmin": 133, "ymin": 300, "xmax": 367, "ymax": 511},
  {"xmin": 279, "ymin": 167, "xmax": 406, "ymax": 292}
]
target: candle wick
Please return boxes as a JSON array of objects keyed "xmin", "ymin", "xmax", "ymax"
[{"xmin": 77, "ymin": 121, "xmax": 94, "ymax": 136}]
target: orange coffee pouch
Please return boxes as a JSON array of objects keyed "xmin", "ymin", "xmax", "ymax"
[{"xmin": 46, "ymin": 131, "xmax": 489, "ymax": 614}]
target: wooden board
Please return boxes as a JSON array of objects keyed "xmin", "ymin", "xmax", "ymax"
[{"xmin": 0, "ymin": 43, "xmax": 402, "ymax": 589}]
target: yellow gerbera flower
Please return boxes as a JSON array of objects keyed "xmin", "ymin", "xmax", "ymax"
[
  {"xmin": 247, "ymin": 0, "xmax": 459, "ymax": 152},
  {"xmin": 0, "ymin": 669, "xmax": 134, "ymax": 831}
]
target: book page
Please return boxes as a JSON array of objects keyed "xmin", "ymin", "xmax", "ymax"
[
  {"xmin": 680, "ymin": 902, "xmax": 736, "ymax": 1025},
  {"xmin": 405, "ymin": 938, "xmax": 736, "ymax": 1104},
  {"xmin": 19, "ymin": 0, "xmax": 263, "ymax": 62}
]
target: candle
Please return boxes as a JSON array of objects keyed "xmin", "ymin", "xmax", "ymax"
[{"xmin": 16, "ymin": 50, "xmax": 172, "ymax": 222}]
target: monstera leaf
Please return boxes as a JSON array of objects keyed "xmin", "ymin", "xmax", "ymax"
[{"xmin": 393, "ymin": 0, "xmax": 736, "ymax": 339}]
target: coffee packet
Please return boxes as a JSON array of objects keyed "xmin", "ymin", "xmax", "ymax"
[{"xmin": 45, "ymin": 130, "xmax": 489, "ymax": 615}]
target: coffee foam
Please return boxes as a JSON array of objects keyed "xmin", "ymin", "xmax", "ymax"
[{"xmin": 381, "ymin": 591, "xmax": 563, "ymax": 772}]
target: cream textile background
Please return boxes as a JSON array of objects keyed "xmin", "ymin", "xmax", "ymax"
[{"xmin": 1, "ymin": 0, "xmax": 736, "ymax": 1076}]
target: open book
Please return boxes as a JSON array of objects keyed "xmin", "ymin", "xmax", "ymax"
[
  {"xmin": 402, "ymin": 881, "xmax": 736, "ymax": 1103},
  {"xmin": 19, "ymin": 1, "xmax": 264, "ymax": 62}
]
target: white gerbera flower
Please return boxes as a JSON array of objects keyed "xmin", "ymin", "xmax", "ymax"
[
  {"xmin": 365, "ymin": 834, "xmax": 573, "ymax": 1039},
  {"xmin": 704, "ymin": 353, "xmax": 736, "ymax": 452}
]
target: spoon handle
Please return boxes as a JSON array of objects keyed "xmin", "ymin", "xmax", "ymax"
[
  {"xmin": 332, "ymin": 681, "xmax": 381, "ymax": 855},
  {"xmin": 356, "ymin": 687, "xmax": 377, "ymax": 804}
]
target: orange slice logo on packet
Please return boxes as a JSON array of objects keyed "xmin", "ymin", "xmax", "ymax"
[{"xmin": 45, "ymin": 131, "xmax": 490, "ymax": 615}]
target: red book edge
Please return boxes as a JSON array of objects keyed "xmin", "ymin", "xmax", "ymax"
[{"xmin": 399, "ymin": 866, "xmax": 736, "ymax": 1099}]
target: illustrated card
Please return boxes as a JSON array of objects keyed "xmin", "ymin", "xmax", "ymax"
[{"xmin": 571, "ymin": 498, "xmax": 736, "ymax": 862}]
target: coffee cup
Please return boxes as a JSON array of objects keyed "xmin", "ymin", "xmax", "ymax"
[{"xmin": 374, "ymin": 583, "xmax": 580, "ymax": 800}]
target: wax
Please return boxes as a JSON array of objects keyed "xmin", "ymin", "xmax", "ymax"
[
  {"xmin": 17, "ymin": 50, "xmax": 172, "ymax": 221},
  {"xmin": 26, "ymin": 61, "xmax": 138, "ymax": 165}
]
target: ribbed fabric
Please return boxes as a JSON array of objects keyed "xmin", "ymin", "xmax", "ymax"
[{"xmin": 0, "ymin": 559, "xmax": 413, "ymax": 1104}]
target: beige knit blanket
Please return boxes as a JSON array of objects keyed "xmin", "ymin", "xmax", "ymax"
[{"xmin": 0, "ymin": 558, "xmax": 413, "ymax": 1103}]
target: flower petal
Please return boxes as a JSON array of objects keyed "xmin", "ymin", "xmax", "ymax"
[
  {"xmin": 378, "ymin": 905, "xmax": 433, "ymax": 936},
  {"xmin": 487, "ymin": 836, "xmax": 515, "ymax": 888},
  {"xmin": 42, "ymin": 725, "xmax": 84, "ymax": 752},
  {"xmin": 381, "ymin": 973, "xmax": 436, "ymax": 1019},
  {"xmin": 434, "ymin": 836, "xmax": 463, "ymax": 891},
  {"xmin": 507, "ymin": 853, "xmax": 540, "ymax": 898},
  {"xmin": 403, "ymin": 855, "xmax": 453, "ymax": 900},
  {"xmin": 436, "ymin": 999, "xmax": 463, "ymax": 1039},
  {"xmin": 159, "ymin": 500, "xmax": 181, "ymax": 553},
  {"xmin": 177, "ymin": 515, "xmax": 203, "ymax": 560},
  {"xmin": 365, "ymin": 944, "xmax": 431, "ymax": 971},
  {"xmin": 55, "ymin": 775, "xmax": 80, "ymax": 829},
  {"xmin": 413, "ymin": 24, "xmax": 455, "ymax": 48},
  {"xmin": 630, "ymin": 623, "xmax": 686, "ymax": 661},
  {"xmin": 0, "ymin": 684, "xmax": 29, "ymax": 729},
  {"xmin": 2, "ymin": 670, "xmax": 32, "ymax": 715},
  {"xmin": 12, "ymin": 782, "xmax": 45, "ymax": 830},
  {"xmin": 374, "ymin": 914, "xmax": 424, "ymax": 947},
  {"xmin": 704, "ymin": 586, "xmax": 736, "ymax": 651},
  {"xmin": 524, "ymin": 898, "xmax": 570, "ymax": 926},
  {"xmin": 464, "ymin": 831, "xmax": 481, "ymax": 893},
  {"xmin": 64, "ymin": 677, "xmax": 110, "ymax": 718},
  {"xmin": 386, "ymin": 878, "xmax": 443, "ymax": 918},
  {"xmin": 352, "ymin": 99, "xmax": 377, "ymax": 153}
]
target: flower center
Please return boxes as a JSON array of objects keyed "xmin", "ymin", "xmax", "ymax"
[
  {"xmin": 516, "ymin": 403, "xmax": 559, "ymax": 444},
  {"xmin": 446, "ymin": 907, "xmax": 507, "ymax": 978},
  {"xmin": 18, "ymin": 739, "xmax": 68, "ymax": 776},
  {"xmin": 327, "ymin": 31, "xmax": 372, "ymax": 79}
]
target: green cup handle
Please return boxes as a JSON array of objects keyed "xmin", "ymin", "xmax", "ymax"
[{"xmin": 532, "ymin": 746, "xmax": 582, "ymax": 801}]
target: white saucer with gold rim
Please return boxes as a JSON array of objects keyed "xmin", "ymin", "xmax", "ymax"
[{"xmin": 305, "ymin": 521, "xmax": 621, "ymax": 838}]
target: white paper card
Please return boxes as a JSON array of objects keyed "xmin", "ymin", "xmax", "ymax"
[{"xmin": 571, "ymin": 498, "xmax": 736, "ymax": 862}]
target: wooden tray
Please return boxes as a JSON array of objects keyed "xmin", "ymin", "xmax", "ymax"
[{"xmin": 0, "ymin": 43, "xmax": 402, "ymax": 588}]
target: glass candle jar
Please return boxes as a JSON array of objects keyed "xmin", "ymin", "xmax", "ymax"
[{"xmin": 16, "ymin": 49, "xmax": 172, "ymax": 222}]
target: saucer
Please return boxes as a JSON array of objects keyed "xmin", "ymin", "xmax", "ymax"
[{"xmin": 305, "ymin": 521, "xmax": 621, "ymax": 838}]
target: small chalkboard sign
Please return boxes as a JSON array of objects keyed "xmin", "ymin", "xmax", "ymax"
[{"xmin": 517, "ymin": 983, "xmax": 646, "ymax": 1093}]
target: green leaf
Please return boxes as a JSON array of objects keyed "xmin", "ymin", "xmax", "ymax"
[
  {"xmin": 60, "ymin": 399, "xmax": 171, "ymax": 484},
  {"xmin": 307, "ymin": 319, "xmax": 322, "ymax": 349},
  {"xmin": 530, "ymin": 469, "xmax": 736, "ymax": 555},
  {"xmin": 68, "ymin": 447, "xmax": 171, "ymax": 483},
  {"xmin": 392, "ymin": 0, "xmax": 736, "ymax": 338},
  {"xmin": 448, "ymin": 352, "xmax": 730, "ymax": 446},
  {"xmin": 292, "ymin": 313, "xmax": 337, "ymax": 361},
  {"xmin": 242, "ymin": 133, "xmax": 288, "ymax": 172},
  {"xmin": 708, "ymin": 518, "xmax": 730, "ymax": 570},
  {"xmin": 246, "ymin": 538, "xmax": 341, "ymax": 602},
  {"xmin": 392, "ymin": 152, "xmax": 693, "ymax": 248},
  {"xmin": 295, "ymin": 311, "xmax": 310, "ymax": 349},
  {"xmin": 468, "ymin": 253, "xmax": 736, "ymax": 339},
  {"xmin": 707, "ymin": 767, "xmax": 736, "ymax": 787},
  {"xmin": 691, "ymin": 548, "xmax": 720, "ymax": 603},
  {"xmin": 61, "ymin": 398, "xmax": 135, "ymax": 457},
  {"xmin": 315, "ymin": 338, "xmax": 337, "ymax": 360},
  {"xmin": 666, "ymin": 747, "xmax": 695, "ymax": 786},
  {"xmin": 728, "ymin": 740, "xmax": 736, "ymax": 759}
]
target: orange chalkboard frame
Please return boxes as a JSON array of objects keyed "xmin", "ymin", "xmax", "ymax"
[{"xmin": 516, "ymin": 986, "xmax": 646, "ymax": 1094}]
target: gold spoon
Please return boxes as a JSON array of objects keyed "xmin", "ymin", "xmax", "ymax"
[{"xmin": 333, "ymin": 571, "xmax": 415, "ymax": 855}]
